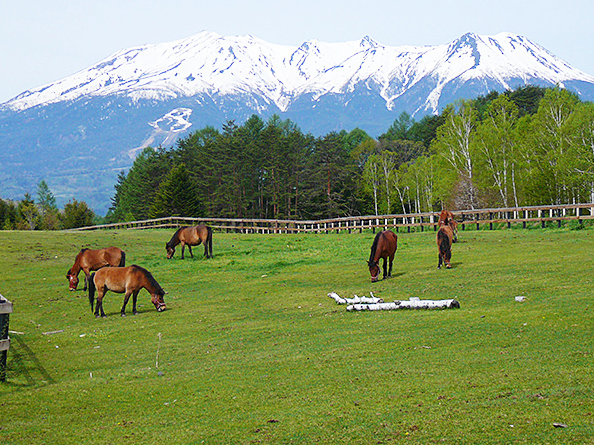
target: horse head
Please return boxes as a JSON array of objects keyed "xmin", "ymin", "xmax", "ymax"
[
  {"xmin": 66, "ymin": 271, "xmax": 79, "ymax": 291},
  {"xmin": 367, "ymin": 260, "xmax": 381, "ymax": 283},
  {"xmin": 165, "ymin": 242, "xmax": 175, "ymax": 259},
  {"xmin": 151, "ymin": 292, "xmax": 167, "ymax": 312}
]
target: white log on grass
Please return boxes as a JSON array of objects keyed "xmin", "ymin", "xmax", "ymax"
[
  {"xmin": 346, "ymin": 297, "xmax": 460, "ymax": 311},
  {"xmin": 328, "ymin": 292, "xmax": 383, "ymax": 305}
]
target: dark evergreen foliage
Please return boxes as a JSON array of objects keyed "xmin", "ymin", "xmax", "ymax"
[{"xmin": 100, "ymin": 85, "xmax": 594, "ymax": 221}]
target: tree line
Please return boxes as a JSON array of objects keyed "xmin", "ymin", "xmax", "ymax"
[
  {"xmin": 0, "ymin": 180, "xmax": 95, "ymax": 230},
  {"xmin": 2, "ymin": 85, "xmax": 593, "ymax": 229},
  {"xmin": 109, "ymin": 85, "xmax": 594, "ymax": 222}
]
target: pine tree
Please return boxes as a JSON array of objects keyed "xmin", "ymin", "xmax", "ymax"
[{"xmin": 149, "ymin": 163, "xmax": 202, "ymax": 218}]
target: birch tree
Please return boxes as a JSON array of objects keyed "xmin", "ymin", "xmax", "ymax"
[
  {"xmin": 433, "ymin": 101, "xmax": 479, "ymax": 209},
  {"xmin": 363, "ymin": 154, "xmax": 381, "ymax": 215},
  {"xmin": 523, "ymin": 88, "xmax": 579, "ymax": 204},
  {"xmin": 474, "ymin": 95, "xmax": 521, "ymax": 207}
]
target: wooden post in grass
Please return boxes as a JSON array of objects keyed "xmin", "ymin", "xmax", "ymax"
[{"xmin": 0, "ymin": 294, "xmax": 13, "ymax": 382}]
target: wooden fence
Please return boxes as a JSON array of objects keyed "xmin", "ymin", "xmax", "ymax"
[{"xmin": 70, "ymin": 203, "xmax": 594, "ymax": 234}]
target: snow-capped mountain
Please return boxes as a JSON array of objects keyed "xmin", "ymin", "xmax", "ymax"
[
  {"xmin": 1, "ymin": 31, "xmax": 594, "ymax": 214},
  {"xmin": 5, "ymin": 31, "xmax": 594, "ymax": 115}
]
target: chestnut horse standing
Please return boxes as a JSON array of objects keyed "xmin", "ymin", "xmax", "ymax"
[
  {"xmin": 367, "ymin": 230, "xmax": 398, "ymax": 282},
  {"xmin": 66, "ymin": 247, "xmax": 125, "ymax": 291},
  {"xmin": 88, "ymin": 265, "xmax": 166, "ymax": 318},
  {"xmin": 438, "ymin": 209, "xmax": 458, "ymax": 242},
  {"xmin": 437, "ymin": 219, "xmax": 454, "ymax": 269},
  {"xmin": 166, "ymin": 224, "xmax": 213, "ymax": 259}
]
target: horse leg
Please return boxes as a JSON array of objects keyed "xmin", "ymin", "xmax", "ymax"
[
  {"xmin": 181, "ymin": 243, "xmax": 185, "ymax": 259},
  {"xmin": 388, "ymin": 255, "xmax": 394, "ymax": 277},
  {"xmin": 187, "ymin": 245, "xmax": 194, "ymax": 258},
  {"xmin": 438, "ymin": 253, "xmax": 443, "ymax": 269},
  {"xmin": 382, "ymin": 257, "xmax": 388, "ymax": 279},
  {"xmin": 83, "ymin": 271, "xmax": 90, "ymax": 291},
  {"xmin": 95, "ymin": 287, "xmax": 107, "ymax": 318},
  {"xmin": 120, "ymin": 291, "xmax": 133, "ymax": 317},
  {"xmin": 94, "ymin": 289, "xmax": 101, "ymax": 317},
  {"xmin": 132, "ymin": 290, "xmax": 140, "ymax": 315}
]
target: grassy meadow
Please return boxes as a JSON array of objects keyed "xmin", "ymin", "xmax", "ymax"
[{"xmin": 0, "ymin": 225, "xmax": 592, "ymax": 444}]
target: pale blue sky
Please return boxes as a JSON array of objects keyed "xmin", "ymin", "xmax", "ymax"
[{"xmin": 1, "ymin": 0, "xmax": 592, "ymax": 103}]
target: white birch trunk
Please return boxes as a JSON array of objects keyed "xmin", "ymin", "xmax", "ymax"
[
  {"xmin": 346, "ymin": 297, "xmax": 460, "ymax": 311},
  {"xmin": 328, "ymin": 292, "xmax": 383, "ymax": 305}
]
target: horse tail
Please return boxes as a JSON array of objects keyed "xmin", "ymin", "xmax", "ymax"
[
  {"xmin": 438, "ymin": 230, "xmax": 452, "ymax": 261},
  {"xmin": 206, "ymin": 226, "xmax": 213, "ymax": 258},
  {"xmin": 88, "ymin": 273, "xmax": 96, "ymax": 313},
  {"xmin": 119, "ymin": 251, "xmax": 126, "ymax": 267}
]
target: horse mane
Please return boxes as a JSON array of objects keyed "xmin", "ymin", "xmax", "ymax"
[
  {"xmin": 75, "ymin": 248, "xmax": 89, "ymax": 260},
  {"xmin": 68, "ymin": 248, "xmax": 89, "ymax": 274},
  {"xmin": 368, "ymin": 232, "xmax": 383, "ymax": 265},
  {"xmin": 166, "ymin": 227, "xmax": 187, "ymax": 247},
  {"xmin": 131, "ymin": 265, "xmax": 165, "ymax": 295}
]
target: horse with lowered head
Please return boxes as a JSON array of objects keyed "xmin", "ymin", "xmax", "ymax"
[
  {"xmin": 88, "ymin": 265, "xmax": 166, "ymax": 318},
  {"xmin": 66, "ymin": 247, "xmax": 125, "ymax": 291},
  {"xmin": 367, "ymin": 230, "xmax": 398, "ymax": 282},
  {"xmin": 166, "ymin": 224, "xmax": 213, "ymax": 259}
]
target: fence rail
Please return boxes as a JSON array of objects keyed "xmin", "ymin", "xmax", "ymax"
[{"xmin": 70, "ymin": 203, "xmax": 594, "ymax": 234}]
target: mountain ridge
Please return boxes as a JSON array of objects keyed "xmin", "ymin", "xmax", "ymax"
[{"xmin": 5, "ymin": 31, "xmax": 593, "ymax": 115}]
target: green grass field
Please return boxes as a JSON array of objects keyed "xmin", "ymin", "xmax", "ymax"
[{"xmin": 0, "ymin": 226, "xmax": 592, "ymax": 444}]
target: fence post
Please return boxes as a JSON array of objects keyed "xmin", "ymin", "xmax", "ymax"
[{"xmin": 0, "ymin": 295, "xmax": 13, "ymax": 382}]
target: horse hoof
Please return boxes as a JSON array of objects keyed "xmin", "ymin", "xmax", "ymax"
[
  {"xmin": 121, "ymin": 313, "xmax": 126, "ymax": 317},
  {"xmin": 446, "ymin": 265, "xmax": 452, "ymax": 269}
]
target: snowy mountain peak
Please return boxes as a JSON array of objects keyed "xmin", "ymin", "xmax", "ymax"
[
  {"xmin": 3, "ymin": 31, "xmax": 594, "ymax": 116},
  {"xmin": 359, "ymin": 36, "xmax": 380, "ymax": 48}
]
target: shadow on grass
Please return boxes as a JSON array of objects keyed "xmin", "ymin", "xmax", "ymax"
[{"xmin": 2, "ymin": 335, "xmax": 55, "ymax": 392}]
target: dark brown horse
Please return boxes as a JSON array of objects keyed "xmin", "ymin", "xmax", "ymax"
[
  {"xmin": 367, "ymin": 230, "xmax": 398, "ymax": 282},
  {"xmin": 438, "ymin": 209, "xmax": 458, "ymax": 242},
  {"xmin": 166, "ymin": 224, "xmax": 213, "ymax": 259},
  {"xmin": 88, "ymin": 265, "xmax": 166, "ymax": 318},
  {"xmin": 66, "ymin": 247, "xmax": 125, "ymax": 291},
  {"xmin": 437, "ymin": 220, "xmax": 454, "ymax": 269}
]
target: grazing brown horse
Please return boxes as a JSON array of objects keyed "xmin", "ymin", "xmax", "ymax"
[
  {"xmin": 66, "ymin": 247, "xmax": 125, "ymax": 291},
  {"xmin": 437, "ymin": 219, "xmax": 454, "ymax": 269},
  {"xmin": 88, "ymin": 265, "xmax": 166, "ymax": 318},
  {"xmin": 367, "ymin": 230, "xmax": 398, "ymax": 282},
  {"xmin": 438, "ymin": 209, "xmax": 458, "ymax": 242},
  {"xmin": 166, "ymin": 224, "xmax": 213, "ymax": 259}
]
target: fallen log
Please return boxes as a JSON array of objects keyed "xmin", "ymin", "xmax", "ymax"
[
  {"xmin": 347, "ymin": 297, "xmax": 460, "ymax": 311},
  {"xmin": 327, "ymin": 292, "xmax": 383, "ymax": 305}
]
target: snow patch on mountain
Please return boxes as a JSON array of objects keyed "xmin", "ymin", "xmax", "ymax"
[{"xmin": 128, "ymin": 108, "xmax": 193, "ymax": 158}]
